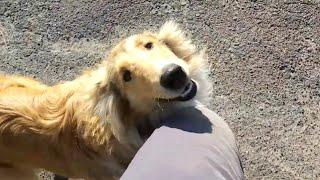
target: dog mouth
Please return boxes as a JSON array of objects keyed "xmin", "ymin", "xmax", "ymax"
[{"xmin": 158, "ymin": 80, "xmax": 197, "ymax": 102}]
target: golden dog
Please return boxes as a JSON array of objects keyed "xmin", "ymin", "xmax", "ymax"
[{"xmin": 0, "ymin": 22, "xmax": 211, "ymax": 180}]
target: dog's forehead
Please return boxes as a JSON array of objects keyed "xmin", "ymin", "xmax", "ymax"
[
  {"xmin": 124, "ymin": 34, "xmax": 158, "ymax": 49},
  {"xmin": 109, "ymin": 32, "xmax": 173, "ymax": 65}
]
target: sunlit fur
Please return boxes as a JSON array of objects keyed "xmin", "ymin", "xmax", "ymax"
[{"xmin": 0, "ymin": 21, "xmax": 211, "ymax": 180}]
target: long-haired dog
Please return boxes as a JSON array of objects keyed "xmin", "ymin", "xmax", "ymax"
[{"xmin": 0, "ymin": 22, "xmax": 211, "ymax": 180}]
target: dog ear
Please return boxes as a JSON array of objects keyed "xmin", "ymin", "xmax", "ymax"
[
  {"xmin": 106, "ymin": 85, "xmax": 143, "ymax": 148},
  {"xmin": 158, "ymin": 21, "xmax": 196, "ymax": 61},
  {"xmin": 92, "ymin": 66, "xmax": 128, "ymax": 143},
  {"xmin": 107, "ymin": 91, "xmax": 126, "ymax": 141}
]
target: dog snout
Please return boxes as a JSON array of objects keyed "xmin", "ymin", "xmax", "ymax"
[{"xmin": 160, "ymin": 64, "xmax": 188, "ymax": 91}]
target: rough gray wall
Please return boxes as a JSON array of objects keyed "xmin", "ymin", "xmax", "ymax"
[{"xmin": 0, "ymin": 0, "xmax": 319, "ymax": 179}]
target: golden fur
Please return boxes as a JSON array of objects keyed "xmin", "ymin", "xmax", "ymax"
[{"xmin": 0, "ymin": 22, "xmax": 211, "ymax": 180}]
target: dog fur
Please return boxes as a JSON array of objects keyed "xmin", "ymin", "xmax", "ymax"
[{"xmin": 0, "ymin": 21, "xmax": 211, "ymax": 180}]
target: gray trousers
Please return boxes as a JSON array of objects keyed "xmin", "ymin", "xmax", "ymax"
[{"xmin": 121, "ymin": 105, "xmax": 244, "ymax": 180}]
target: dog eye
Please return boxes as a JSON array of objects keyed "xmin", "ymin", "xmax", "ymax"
[
  {"xmin": 144, "ymin": 42, "xmax": 153, "ymax": 50},
  {"xmin": 123, "ymin": 70, "xmax": 132, "ymax": 82}
]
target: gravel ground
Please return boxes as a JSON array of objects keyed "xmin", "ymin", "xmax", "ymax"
[{"xmin": 0, "ymin": 0, "xmax": 319, "ymax": 179}]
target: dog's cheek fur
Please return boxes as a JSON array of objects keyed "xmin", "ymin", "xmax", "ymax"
[
  {"xmin": 188, "ymin": 51, "xmax": 213, "ymax": 106},
  {"xmin": 158, "ymin": 21, "xmax": 196, "ymax": 62}
]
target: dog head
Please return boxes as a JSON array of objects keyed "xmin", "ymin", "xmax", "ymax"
[{"xmin": 104, "ymin": 21, "xmax": 210, "ymax": 115}]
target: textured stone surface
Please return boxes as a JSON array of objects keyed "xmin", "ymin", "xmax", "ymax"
[{"xmin": 0, "ymin": 0, "xmax": 319, "ymax": 179}]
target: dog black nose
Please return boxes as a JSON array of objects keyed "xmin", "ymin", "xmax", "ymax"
[{"xmin": 160, "ymin": 64, "xmax": 188, "ymax": 90}]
